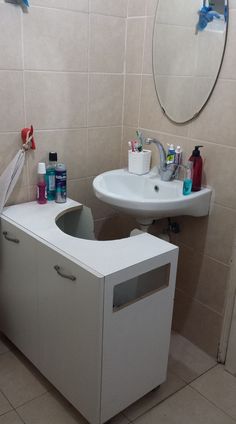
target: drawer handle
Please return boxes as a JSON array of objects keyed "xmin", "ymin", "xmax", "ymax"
[
  {"xmin": 3, "ymin": 231, "xmax": 20, "ymax": 244},
  {"xmin": 54, "ymin": 265, "xmax": 76, "ymax": 281}
]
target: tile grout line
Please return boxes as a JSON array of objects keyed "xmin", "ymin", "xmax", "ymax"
[
  {"xmin": 127, "ymin": 363, "xmax": 220, "ymax": 423},
  {"xmin": 189, "ymin": 381, "xmax": 236, "ymax": 423}
]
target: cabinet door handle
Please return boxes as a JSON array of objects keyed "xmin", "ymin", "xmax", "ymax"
[
  {"xmin": 54, "ymin": 265, "xmax": 76, "ymax": 281},
  {"xmin": 3, "ymin": 231, "xmax": 20, "ymax": 244}
]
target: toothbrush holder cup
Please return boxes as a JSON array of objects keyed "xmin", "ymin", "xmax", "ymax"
[{"xmin": 128, "ymin": 150, "xmax": 152, "ymax": 175}]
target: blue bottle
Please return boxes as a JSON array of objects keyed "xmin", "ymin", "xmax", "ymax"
[
  {"xmin": 55, "ymin": 163, "xmax": 67, "ymax": 203},
  {"xmin": 183, "ymin": 162, "xmax": 193, "ymax": 196},
  {"xmin": 46, "ymin": 152, "xmax": 57, "ymax": 201}
]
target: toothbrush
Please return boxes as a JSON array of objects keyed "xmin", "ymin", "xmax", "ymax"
[
  {"xmin": 136, "ymin": 130, "xmax": 145, "ymax": 151},
  {"xmin": 128, "ymin": 141, "xmax": 135, "ymax": 152}
]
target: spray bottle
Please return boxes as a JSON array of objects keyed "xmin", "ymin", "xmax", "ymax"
[{"xmin": 37, "ymin": 162, "xmax": 47, "ymax": 204}]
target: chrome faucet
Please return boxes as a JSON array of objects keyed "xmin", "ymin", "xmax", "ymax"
[{"xmin": 144, "ymin": 137, "xmax": 177, "ymax": 181}]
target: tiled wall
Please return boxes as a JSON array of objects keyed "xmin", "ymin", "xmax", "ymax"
[
  {"xmin": 122, "ymin": 0, "xmax": 236, "ymax": 357},
  {"xmin": 1, "ymin": 0, "xmax": 236, "ymax": 358},
  {"xmin": 0, "ymin": 0, "xmax": 127, "ymax": 220}
]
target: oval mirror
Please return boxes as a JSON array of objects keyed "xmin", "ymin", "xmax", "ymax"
[{"xmin": 153, "ymin": 0, "xmax": 228, "ymax": 124}]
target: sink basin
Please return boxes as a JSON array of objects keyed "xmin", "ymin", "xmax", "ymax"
[{"xmin": 93, "ymin": 169, "xmax": 212, "ymax": 221}]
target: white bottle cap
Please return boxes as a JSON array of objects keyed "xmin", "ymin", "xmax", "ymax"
[
  {"xmin": 37, "ymin": 162, "xmax": 46, "ymax": 174},
  {"xmin": 175, "ymin": 145, "xmax": 182, "ymax": 153}
]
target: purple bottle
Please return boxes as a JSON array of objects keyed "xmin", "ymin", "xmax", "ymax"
[{"xmin": 36, "ymin": 162, "xmax": 47, "ymax": 204}]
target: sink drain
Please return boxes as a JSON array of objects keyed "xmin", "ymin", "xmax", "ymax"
[{"xmin": 154, "ymin": 185, "xmax": 159, "ymax": 192}]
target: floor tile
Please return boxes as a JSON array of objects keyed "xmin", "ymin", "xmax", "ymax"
[
  {"xmin": 0, "ymin": 351, "xmax": 48, "ymax": 408},
  {"xmin": 134, "ymin": 386, "xmax": 235, "ymax": 424},
  {"xmin": 168, "ymin": 332, "xmax": 216, "ymax": 383},
  {"xmin": 0, "ymin": 337, "xmax": 10, "ymax": 356},
  {"xmin": 0, "ymin": 392, "xmax": 12, "ymax": 416},
  {"xmin": 191, "ymin": 365, "xmax": 236, "ymax": 420},
  {"xmin": 0, "ymin": 411, "xmax": 24, "ymax": 424},
  {"xmin": 123, "ymin": 370, "xmax": 186, "ymax": 421},
  {"xmin": 17, "ymin": 391, "xmax": 87, "ymax": 424},
  {"xmin": 109, "ymin": 413, "xmax": 130, "ymax": 423}
]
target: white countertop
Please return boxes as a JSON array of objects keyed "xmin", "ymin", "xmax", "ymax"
[{"xmin": 2, "ymin": 200, "xmax": 178, "ymax": 277}]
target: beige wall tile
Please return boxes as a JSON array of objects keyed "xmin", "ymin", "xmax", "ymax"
[
  {"xmin": 139, "ymin": 75, "xmax": 163, "ymax": 131},
  {"xmin": 173, "ymin": 290, "xmax": 222, "ymax": 357},
  {"xmin": 126, "ymin": 18, "xmax": 145, "ymax": 74},
  {"xmin": 139, "ymin": 78, "xmax": 190, "ymax": 136},
  {"xmin": 23, "ymin": 8, "xmax": 88, "ymax": 72},
  {"xmin": 201, "ymin": 142, "xmax": 236, "ymax": 210},
  {"xmin": 146, "ymin": 0, "xmax": 158, "ymax": 17},
  {"xmin": 143, "ymin": 17, "xmax": 154, "ymax": 75},
  {"xmin": 25, "ymin": 72, "xmax": 88, "ymax": 129},
  {"xmin": 88, "ymin": 74, "xmax": 123, "ymax": 127},
  {"xmin": 177, "ymin": 244, "xmax": 229, "ymax": 314},
  {"xmin": 90, "ymin": 0, "xmax": 127, "ymax": 17},
  {"xmin": 27, "ymin": 129, "xmax": 88, "ymax": 184},
  {"xmin": 219, "ymin": 10, "xmax": 236, "ymax": 79},
  {"xmin": 67, "ymin": 178, "xmax": 88, "ymax": 204},
  {"xmin": 123, "ymin": 75, "xmax": 141, "ymax": 127},
  {"xmin": 89, "ymin": 14, "xmax": 125, "ymax": 73},
  {"xmin": 0, "ymin": 3, "xmax": 22, "ymax": 70},
  {"xmin": 128, "ymin": 0, "xmax": 146, "ymax": 17},
  {"xmin": 189, "ymin": 79, "xmax": 236, "ymax": 147},
  {"xmin": 0, "ymin": 133, "xmax": 27, "ymax": 185},
  {"xmin": 0, "ymin": 72, "xmax": 24, "ymax": 132},
  {"xmin": 30, "ymin": 0, "xmax": 89, "ymax": 12},
  {"xmin": 172, "ymin": 204, "xmax": 236, "ymax": 265},
  {"xmin": 87, "ymin": 127, "xmax": 121, "ymax": 175}
]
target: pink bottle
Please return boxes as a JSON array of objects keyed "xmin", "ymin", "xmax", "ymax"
[{"xmin": 37, "ymin": 162, "xmax": 47, "ymax": 204}]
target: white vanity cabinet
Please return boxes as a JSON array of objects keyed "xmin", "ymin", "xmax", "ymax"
[
  {"xmin": 36, "ymin": 243, "xmax": 104, "ymax": 424},
  {"xmin": 0, "ymin": 200, "xmax": 178, "ymax": 424},
  {"xmin": 0, "ymin": 220, "xmax": 39, "ymax": 366}
]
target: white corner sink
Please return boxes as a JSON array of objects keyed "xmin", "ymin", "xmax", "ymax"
[{"xmin": 93, "ymin": 169, "xmax": 212, "ymax": 222}]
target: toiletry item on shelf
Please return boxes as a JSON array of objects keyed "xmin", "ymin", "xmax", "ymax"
[
  {"xmin": 189, "ymin": 145, "xmax": 203, "ymax": 192},
  {"xmin": 37, "ymin": 162, "xmax": 47, "ymax": 204},
  {"xmin": 174, "ymin": 146, "xmax": 182, "ymax": 165},
  {"xmin": 183, "ymin": 162, "xmax": 193, "ymax": 196},
  {"xmin": 55, "ymin": 163, "xmax": 67, "ymax": 203},
  {"xmin": 46, "ymin": 152, "xmax": 58, "ymax": 201},
  {"xmin": 166, "ymin": 144, "xmax": 175, "ymax": 164}
]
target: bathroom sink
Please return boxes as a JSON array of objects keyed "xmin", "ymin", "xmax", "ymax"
[{"xmin": 93, "ymin": 169, "xmax": 212, "ymax": 221}]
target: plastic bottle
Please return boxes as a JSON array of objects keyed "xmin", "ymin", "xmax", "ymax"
[
  {"xmin": 183, "ymin": 162, "xmax": 193, "ymax": 195},
  {"xmin": 174, "ymin": 146, "xmax": 182, "ymax": 165},
  {"xmin": 189, "ymin": 146, "xmax": 203, "ymax": 192},
  {"xmin": 46, "ymin": 152, "xmax": 57, "ymax": 201},
  {"xmin": 55, "ymin": 163, "xmax": 67, "ymax": 203},
  {"xmin": 166, "ymin": 144, "xmax": 175, "ymax": 164},
  {"xmin": 37, "ymin": 162, "xmax": 47, "ymax": 204}
]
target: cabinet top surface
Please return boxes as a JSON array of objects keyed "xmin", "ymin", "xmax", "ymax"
[{"xmin": 1, "ymin": 200, "xmax": 178, "ymax": 277}]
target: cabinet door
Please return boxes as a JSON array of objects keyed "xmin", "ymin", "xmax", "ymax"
[
  {"xmin": 37, "ymin": 244, "xmax": 104, "ymax": 424},
  {"xmin": 0, "ymin": 220, "xmax": 39, "ymax": 365}
]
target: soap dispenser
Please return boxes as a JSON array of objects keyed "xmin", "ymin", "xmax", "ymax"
[{"xmin": 189, "ymin": 146, "xmax": 203, "ymax": 192}]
